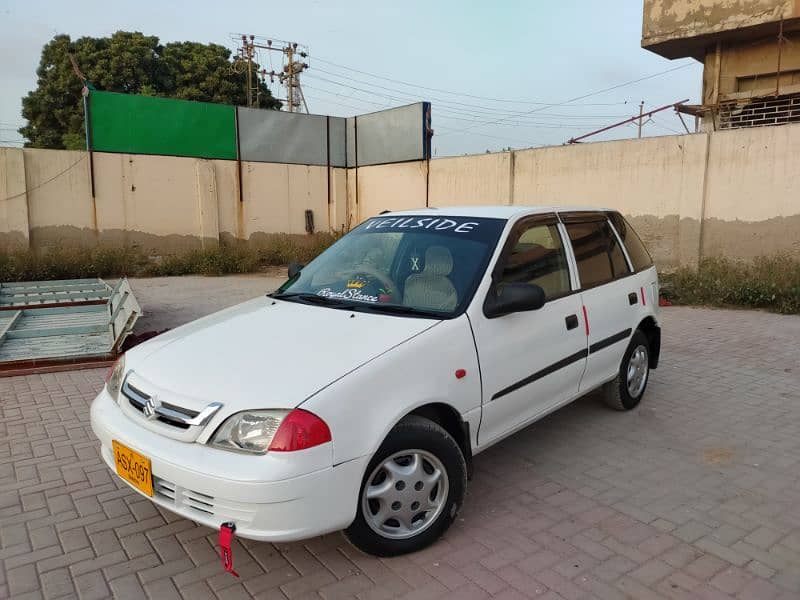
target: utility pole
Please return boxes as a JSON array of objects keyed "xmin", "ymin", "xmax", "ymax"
[
  {"xmin": 236, "ymin": 35, "xmax": 259, "ymax": 108},
  {"xmin": 245, "ymin": 35, "xmax": 253, "ymax": 108},
  {"xmin": 233, "ymin": 34, "xmax": 310, "ymax": 113},
  {"xmin": 637, "ymin": 101, "xmax": 645, "ymax": 138},
  {"xmin": 286, "ymin": 42, "xmax": 294, "ymax": 112},
  {"xmin": 267, "ymin": 40, "xmax": 309, "ymax": 113}
]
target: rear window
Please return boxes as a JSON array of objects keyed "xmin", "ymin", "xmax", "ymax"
[
  {"xmin": 565, "ymin": 218, "xmax": 630, "ymax": 289},
  {"xmin": 609, "ymin": 213, "xmax": 653, "ymax": 271}
]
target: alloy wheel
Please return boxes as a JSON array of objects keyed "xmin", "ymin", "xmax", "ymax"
[
  {"xmin": 626, "ymin": 344, "xmax": 649, "ymax": 398},
  {"xmin": 361, "ymin": 449, "xmax": 449, "ymax": 540}
]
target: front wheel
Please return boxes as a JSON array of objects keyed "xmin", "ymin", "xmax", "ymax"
[
  {"xmin": 603, "ymin": 329, "xmax": 650, "ymax": 411},
  {"xmin": 344, "ymin": 415, "xmax": 467, "ymax": 556}
]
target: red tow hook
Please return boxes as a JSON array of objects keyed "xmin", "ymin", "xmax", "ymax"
[{"xmin": 219, "ymin": 522, "xmax": 240, "ymax": 577}]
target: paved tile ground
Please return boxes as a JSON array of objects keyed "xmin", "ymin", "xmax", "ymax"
[
  {"xmin": 2, "ymin": 280, "xmax": 800, "ymax": 598},
  {"xmin": 119, "ymin": 272, "xmax": 286, "ymax": 333}
]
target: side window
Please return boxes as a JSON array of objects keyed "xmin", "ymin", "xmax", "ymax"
[
  {"xmin": 609, "ymin": 212, "xmax": 653, "ymax": 271},
  {"xmin": 565, "ymin": 219, "xmax": 630, "ymax": 289},
  {"xmin": 497, "ymin": 222, "xmax": 571, "ymax": 300}
]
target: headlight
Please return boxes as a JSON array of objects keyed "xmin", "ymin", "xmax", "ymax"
[
  {"xmin": 105, "ymin": 355, "xmax": 125, "ymax": 403},
  {"xmin": 210, "ymin": 410, "xmax": 290, "ymax": 454},
  {"xmin": 210, "ymin": 409, "xmax": 332, "ymax": 454}
]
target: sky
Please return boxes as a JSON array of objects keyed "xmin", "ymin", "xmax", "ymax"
[{"xmin": 0, "ymin": 0, "xmax": 704, "ymax": 156}]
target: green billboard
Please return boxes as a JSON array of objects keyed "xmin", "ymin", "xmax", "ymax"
[{"xmin": 88, "ymin": 91, "xmax": 237, "ymax": 160}]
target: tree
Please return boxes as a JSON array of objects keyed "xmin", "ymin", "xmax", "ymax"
[{"xmin": 20, "ymin": 31, "xmax": 280, "ymax": 150}]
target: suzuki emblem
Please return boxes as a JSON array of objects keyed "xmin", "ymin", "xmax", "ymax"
[{"xmin": 143, "ymin": 398, "xmax": 158, "ymax": 420}]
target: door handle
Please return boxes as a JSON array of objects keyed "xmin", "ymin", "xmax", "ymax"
[
  {"xmin": 565, "ymin": 314, "xmax": 579, "ymax": 330},
  {"xmin": 628, "ymin": 292, "xmax": 638, "ymax": 305}
]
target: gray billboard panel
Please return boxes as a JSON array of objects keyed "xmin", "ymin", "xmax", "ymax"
[
  {"xmin": 346, "ymin": 117, "xmax": 356, "ymax": 167},
  {"xmin": 238, "ymin": 107, "xmax": 329, "ymax": 166},
  {"xmin": 328, "ymin": 117, "xmax": 347, "ymax": 167},
  {"xmin": 237, "ymin": 103, "xmax": 429, "ymax": 167},
  {"xmin": 352, "ymin": 103, "xmax": 430, "ymax": 167}
]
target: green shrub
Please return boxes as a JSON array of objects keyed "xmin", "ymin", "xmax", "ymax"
[
  {"xmin": 0, "ymin": 234, "xmax": 337, "ymax": 282},
  {"xmin": 661, "ymin": 255, "xmax": 800, "ymax": 314},
  {"xmin": 0, "ymin": 246, "xmax": 148, "ymax": 281}
]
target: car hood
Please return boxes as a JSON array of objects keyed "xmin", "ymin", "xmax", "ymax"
[{"xmin": 125, "ymin": 296, "xmax": 440, "ymax": 413}]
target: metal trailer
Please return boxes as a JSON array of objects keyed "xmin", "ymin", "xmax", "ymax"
[{"xmin": 0, "ymin": 278, "xmax": 142, "ymax": 376}]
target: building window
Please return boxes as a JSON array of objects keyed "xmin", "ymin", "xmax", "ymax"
[
  {"xmin": 718, "ymin": 93, "xmax": 800, "ymax": 130},
  {"xmin": 736, "ymin": 70, "xmax": 800, "ymax": 93}
]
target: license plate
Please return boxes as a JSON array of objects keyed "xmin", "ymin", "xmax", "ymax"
[{"xmin": 112, "ymin": 440, "xmax": 153, "ymax": 497}]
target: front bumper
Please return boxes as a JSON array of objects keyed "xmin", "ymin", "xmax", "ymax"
[{"xmin": 90, "ymin": 389, "xmax": 367, "ymax": 542}]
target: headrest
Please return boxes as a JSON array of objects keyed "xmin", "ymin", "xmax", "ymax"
[{"xmin": 424, "ymin": 246, "xmax": 454, "ymax": 276}]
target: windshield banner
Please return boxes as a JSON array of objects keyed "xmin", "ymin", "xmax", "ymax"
[{"xmin": 355, "ymin": 215, "xmax": 505, "ymax": 242}]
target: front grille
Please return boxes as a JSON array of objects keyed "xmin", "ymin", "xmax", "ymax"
[
  {"xmin": 151, "ymin": 475, "xmax": 256, "ymax": 524},
  {"xmin": 127, "ymin": 381, "xmax": 150, "ymax": 400},
  {"xmin": 183, "ymin": 489, "xmax": 215, "ymax": 515},
  {"xmin": 153, "ymin": 476, "xmax": 176, "ymax": 501},
  {"xmin": 123, "ymin": 380, "xmax": 200, "ymax": 430}
]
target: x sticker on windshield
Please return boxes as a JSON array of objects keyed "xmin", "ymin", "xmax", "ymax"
[{"xmin": 410, "ymin": 256, "xmax": 420, "ymax": 271}]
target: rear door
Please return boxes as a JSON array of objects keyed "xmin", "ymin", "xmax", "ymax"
[
  {"xmin": 470, "ymin": 214, "xmax": 587, "ymax": 446},
  {"xmin": 560, "ymin": 212, "xmax": 638, "ymax": 393}
]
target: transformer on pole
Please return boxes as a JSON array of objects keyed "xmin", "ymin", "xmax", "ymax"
[{"xmin": 232, "ymin": 34, "xmax": 310, "ymax": 113}]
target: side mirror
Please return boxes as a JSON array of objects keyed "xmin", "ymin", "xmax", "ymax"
[
  {"xmin": 484, "ymin": 283, "xmax": 546, "ymax": 318},
  {"xmin": 287, "ymin": 262, "xmax": 304, "ymax": 279}
]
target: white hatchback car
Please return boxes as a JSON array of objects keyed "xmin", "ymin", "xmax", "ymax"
[{"xmin": 91, "ymin": 206, "xmax": 661, "ymax": 556}]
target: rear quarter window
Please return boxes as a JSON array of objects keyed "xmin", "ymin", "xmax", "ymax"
[
  {"xmin": 564, "ymin": 218, "xmax": 630, "ymax": 289},
  {"xmin": 609, "ymin": 213, "xmax": 654, "ymax": 271}
]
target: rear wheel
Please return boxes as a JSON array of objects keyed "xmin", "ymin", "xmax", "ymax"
[
  {"xmin": 603, "ymin": 329, "xmax": 650, "ymax": 411},
  {"xmin": 345, "ymin": 415, "xmax": 466, "ymax": 556}
]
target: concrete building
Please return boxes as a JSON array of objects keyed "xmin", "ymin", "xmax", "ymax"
[{"xmin": 642, "ymin": 0, "xmax": 800, "ymax": 130}]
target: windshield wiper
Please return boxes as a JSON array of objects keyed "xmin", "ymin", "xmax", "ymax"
[
  {"xmin": 271, "ymin": 293, "xmax": 443, "ymax": 318},
  {"xmin": 354, "ymin": 303, "xmax": 444, "ymax": 319},
  {"xmin": 270, "ymin": 292, "xmax": 360, "ymax": 310}
]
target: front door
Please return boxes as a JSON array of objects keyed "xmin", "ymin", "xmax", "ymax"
[{"xmin": 470, "ymin": 215, "xmax": 587, "ymax": 447}]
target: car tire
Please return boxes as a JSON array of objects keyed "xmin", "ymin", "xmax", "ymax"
[
  {"xmin": 603, "ymin": 329, "xmax": 650, "ymax": 411},
  {"xmin": 344, "ymin": 415, "xmax": 467, "ymax": 557}
]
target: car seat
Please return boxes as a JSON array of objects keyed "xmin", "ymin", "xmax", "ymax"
[{"xmin": 402, "ymin": 246, "xmax": 458, "ymax": 311}]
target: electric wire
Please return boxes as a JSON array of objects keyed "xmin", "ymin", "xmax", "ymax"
[
  {"xmin": 303, "ymin": 79, "xmax": 637, "ymax": 128},
  {"xmin": 304, "ymin": 83, "xmax": 618, "ymax": 130},
  {"xmin": 308, "ymin": 66, "xmax": 635, "ymax": 118},
  {"xmin": 301, "ymin": 86, "xmax": 564, "ymax": 145},
  {"xmin": 304, "ymin": 72, "xmax": 635, "ymax": 123},
  {"xmin": 649, "ymin": 116, "xmax": 683, "ymax": 134},
  {"xmin": 434, "ymin": 125, "xmax": 545, "ymax": 147},
  {"xmin": 311, "ymin": 55, "xmax": 634, "ymax": 106},
  {"xmin": 438, "ymin": 62, "xmax": 697, "ymax": 137},
  {"xmin": 303, "ymin": 58, "xmax": 697, "ymax": 147}
]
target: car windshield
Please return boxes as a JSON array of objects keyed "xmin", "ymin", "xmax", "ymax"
[{"xmin": 274, "ymin": 215, "xmax": 507, "ymax": 318}]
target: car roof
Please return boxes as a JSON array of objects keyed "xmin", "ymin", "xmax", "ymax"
[{"xmin": 384, "ymin": 205, "xmax": 614, "ymax": 220}]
